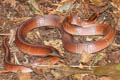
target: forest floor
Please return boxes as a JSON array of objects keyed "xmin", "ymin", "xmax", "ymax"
[{"xmin": 0, "ymin": 0, "xmax": 120, "ymax": 80}]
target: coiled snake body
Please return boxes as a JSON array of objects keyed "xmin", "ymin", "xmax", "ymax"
[{"xmin": 2, "ymin": 15, "xmax": 115, "ymax": 73}]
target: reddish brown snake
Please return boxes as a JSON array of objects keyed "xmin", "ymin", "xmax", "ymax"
[
  {"xmin": 63, "ymin": 16, "xmax": 116, "ymax": 53},
  {"xmin": 2, "ymin": 15, "xmax": 115, "ymax": 73}
]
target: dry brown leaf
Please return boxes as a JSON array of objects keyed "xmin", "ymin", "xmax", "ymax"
[
  {"xmin": 60, "ymin": 0, "xmax": 75, "ymax": 3},
  {"xmin": 51, "ymin": 70, "xmax": 64, "ymax": 79},
  {"xmin": 57, "ymin": 1, "xmax": 73, "ymax": 12},
  {"xmin": 72, "ymin": 73, "xmax": 81, "ymax": 79},
  {"xmin": 2, "ymin": 0, "xmax": 17, "ymax": 7},
  {"xmin": 0, "ymin": 70, "xmax": 10, "ymax": 73},
  {"xmin": 86, "ymin": 36, "xmax": 103, "ymax": 41},
  {"xmin": 89, "ymin": 0, "xmax": 107, "ymax": 7},
  {"xmin": 111, "ymin": 0, "xmax": 120, "ymax": 11},
  {"xmin": 92, "ymin": 53, "xmax": 106, "ymax": 65},
  {"xmin": 28, "ymin": 0, "xmax": 41, "ymax": 14},
  {"xmin": 80, "ymin": 51, "xmax": 94, "ymax": 63},
  {"xmin": 17, "ymin": 72, "xmax": 32, "ymax": 80},
  {"xmin": 44, "ymin": 39, "xmax": 64, "ymax": 53},
  {"xmin": 29, "ymin": 0, "xmax": 39, "ymax": 10},
  {"xmin": 51, "ymin": 65, "xmax": 92, "ymax": 79},
  {"xmin": 98, "ymin": 77, "xmax": 115, "ymax": 80},
  {"xmin": 51, "ymin": 68, "xmax": 80, "ymax": 79}
]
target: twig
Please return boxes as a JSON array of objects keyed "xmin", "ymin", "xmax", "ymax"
[
  {"xmin": 42, "ymin": 70, "xmax": 48, "ymax": 80},
  {"xmin": 9, "ymin": 29, "xmax": 16, "ymax": 45},
  {"xmin": 13, "ymin": 52, "xmax": 21, "ymax": 65},
  {"xmin": 0, "ymin": 33, "xmax": 10, "ymax": 36},
  {"xmin": 112, "ymin": 43, "xmax": 120, "ymax": 47},
  {"xmin": 31, "ymin": 64, "xmax": 98, "ymax": 68},
  {"xmin": 0, "ymin": 70, "xmax": 10, "ymax": 73}
]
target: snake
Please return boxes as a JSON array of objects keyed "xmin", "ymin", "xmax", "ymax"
[{"xmin": 2, "ymin": 15, "xmax": 115, "ymax": 73}]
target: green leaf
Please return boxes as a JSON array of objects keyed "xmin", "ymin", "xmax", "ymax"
[{"xmin": 116, "ymin": 64, "xmax": 120, "ymax": 71}]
